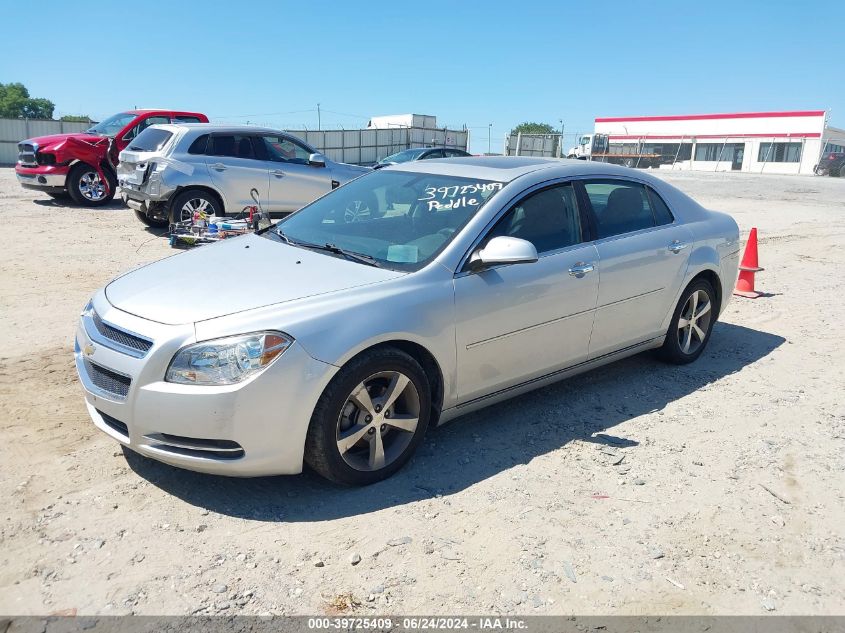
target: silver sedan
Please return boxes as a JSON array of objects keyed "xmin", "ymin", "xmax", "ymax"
[{"xmin": 75, "ymin": 157, "xmax": 741, "ymax": 485}]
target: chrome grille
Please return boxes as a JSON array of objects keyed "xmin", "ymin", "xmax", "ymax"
[
  {"xmin": 18, "ymin": 143, "xmax": 37, "ymax": 166},
  {"xmin": 91, "ymin": 312, "xmax": 153, "ymax": 355},
  {"xmin": 83, "ymin": 359, "xmax": 131, "ymax": 400}
]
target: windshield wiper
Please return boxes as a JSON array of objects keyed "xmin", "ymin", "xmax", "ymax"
[
  {"xmin": 272, "ymin": 232, "xmax": 381, "ymax": 267},
  {"xmin": 304, "ymin": 242, "xmax": 382, "ymax": 267}
]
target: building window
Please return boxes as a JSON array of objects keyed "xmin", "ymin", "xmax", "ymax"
[
  {"xmin": 758, "ymin": 142, "xmax": 801, "ymax": 163},
  {"xmin": 695, "ymin": 143, "xmax": 744, "ymax": 162}
]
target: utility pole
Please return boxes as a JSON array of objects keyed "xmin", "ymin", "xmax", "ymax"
[
  {"xmin": 559, "ymin": 119, "xmax": 565, "ymax": 157},
  {"xmin": 317, "ymin": 103, "xmax": 321, "ymax": 131},
  {"xmin": 488, "ymin": 123, "xmax": 492, "ymax": 155}
]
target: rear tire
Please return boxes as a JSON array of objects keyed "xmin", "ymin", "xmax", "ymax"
[
  {"xmin": 169, "ymin": 189, "xmax": 222, "ymax": 225},
  {"xmin": 839, "ymin": 164, "xmax": 845, "ymax": 178},
  {"xmin": 304, "ymin": 347, "xmax": 431, "ymax": 485},
  {"xmin": 67, "ymin": 163, "xmax": 116, "ymax": 207},
  {"xmin": 659, "ymin": 279, "xmax": 717, "ymax": 364}
]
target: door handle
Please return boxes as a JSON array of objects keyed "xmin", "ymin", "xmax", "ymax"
[
  {"xmin": 568, "ymin": 262, "xmax": 595, "ymax": 277},
  {"xmin": 668, "ymin": 240, "xmax": 689, "ymax": 253},
  {"xmin": 272, "ymin": 170, "xmax": 285, "ymax": 178},
  {"xmin": 210, "ymin": 163, "xmax": 227, "ymax": 171}
]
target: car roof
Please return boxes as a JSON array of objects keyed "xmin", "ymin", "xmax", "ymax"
[
  {"xmin": 125, "ymin": 109, "xmax": 205, "ymax": 116},
  {"xmin": 150, "ymin": 123, "xmax": 288, "ymax": 135},
  {"xmin": 384, "ymin": 156, "xmax": 653, "ymax": 182}
]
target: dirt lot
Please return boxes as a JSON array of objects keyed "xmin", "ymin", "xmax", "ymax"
[{"xmin": 0, "ymin": 167, "xmax": 843, "ymax": 617}]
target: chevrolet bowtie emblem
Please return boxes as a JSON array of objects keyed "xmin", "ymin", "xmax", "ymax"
[{"xmin": 83, "ymin": 343, "xmax": 96, "ymax": 356}]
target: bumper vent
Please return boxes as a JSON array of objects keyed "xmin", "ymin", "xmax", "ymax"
[
  {"xmin": 97, "ymin": 410, "xmax": 129, "ymax": 438},
  {"xmin": 91, "ymin": 312, "xmax": 153, "ymax": 356},
  {"xmin": 83, "ymin": 359, "xmax": 131, "ymax": 400},
  {"xmin": 144, "ymin": 433, "xmax": 245, "ymax": 460}
]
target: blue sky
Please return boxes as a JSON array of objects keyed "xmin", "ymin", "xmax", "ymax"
[{"xmin": 1, "ymin": 0, "xmax": 842, "ymax": 153}]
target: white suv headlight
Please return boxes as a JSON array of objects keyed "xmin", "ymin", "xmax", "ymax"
[{"xmin": 165, "ymin": 332, "xmax": 292, "ymax": 385}]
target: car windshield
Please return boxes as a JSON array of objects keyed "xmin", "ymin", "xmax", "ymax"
[
  {"xmin": 86, "ymin": 112, "xmax": 137, "ymax": 137},
  {"xmin": 379, "ymin": 149, "xmax": 426, "ymax": 164},
  {"xmin": 269, "ymin": 170, "xmax": 506, "ymax": 271}
]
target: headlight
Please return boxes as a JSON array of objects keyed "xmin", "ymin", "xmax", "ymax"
[
  {"xmin": 165, "ymin": 332, "xmax": 292, "ymax": 385},
  {"xmin": 82, "ymin": 299, "xmax": 94, "ymax": 318}
]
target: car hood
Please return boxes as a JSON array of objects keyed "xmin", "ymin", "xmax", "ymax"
[
  {"xmin": 105, "ymin": 233, "xmax": 405, "ymax": 325},
  {"xmin": 24, "ymin": 133, "xmax": 108, "ymax": 150}
]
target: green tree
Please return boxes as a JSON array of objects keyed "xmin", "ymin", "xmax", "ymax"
[
  {"xmin": 509, "ymin": 122, "xmax": 558, "ymax": 136},
  {"xmin": 0, "ymin": 82, "xmax": 55, "ymax": 119},
  {"xmin": 60, "ymin": 114, "xmax": 92, "ymax": 123}
]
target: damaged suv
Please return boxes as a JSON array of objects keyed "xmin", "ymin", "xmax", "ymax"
[{"xmin": 118, "ymin": 124, "xmax": 372, "ymax": 227}]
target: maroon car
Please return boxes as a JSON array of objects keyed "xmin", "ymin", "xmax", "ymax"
[{"xmin": 15, "ymin": 109, "xmax": 208, "ymax": 206}]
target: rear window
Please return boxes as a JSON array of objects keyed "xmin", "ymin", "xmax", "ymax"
[
  {"xmin": 127, "ymin": 128, "xmax": 173, "ymax": 152},
  {"xmin": 173, "ymin": 116, "xmax": 203, "ymax": 123}
]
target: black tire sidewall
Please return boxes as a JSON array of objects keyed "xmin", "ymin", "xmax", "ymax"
[
  {"xmin": 305, "ymin": 348, "xmax": 431, "ymax": 486},
  {"xmin": 68, "ymin": 163, "xmax": 115, "ymax": 207},
  {"xmin": 660, "ymin": 279, "xmax": 717, "ymax": 364},
  {"xmin": 169, "ymin": 190, "xmax": 221, "ymax": 224},
  {"xmin": 134, "ymin": 208, "xmax": 168, "ymax": 228}
]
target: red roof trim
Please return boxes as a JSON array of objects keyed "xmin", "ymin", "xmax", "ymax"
[
  {"xmin": 608, "ymin": 132, "xmax": 821, "ymax": 140},
  {"xmin": 595, "ymin": 111, "xmax": 825, "ymax": 123}
]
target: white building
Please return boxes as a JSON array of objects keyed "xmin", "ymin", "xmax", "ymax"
[{"xmin": 593, "ymin": 110, "xmax": 845, "ymax": 175}]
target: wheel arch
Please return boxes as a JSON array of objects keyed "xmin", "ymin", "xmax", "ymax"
[
  {"xmin": 337, "ymin": 339, "xmax": 445, "ymax": 426},
  {"xmin": 171, "ymin": 184, "xmax": 227, "ymax": 215}
]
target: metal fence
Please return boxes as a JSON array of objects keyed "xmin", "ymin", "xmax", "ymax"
[
  {"xmin": 0, "ymin": 117, "xmax": 92, "ymax": 165},
  {"xmin": 285, "ymin": 126, "xmax": 469, "ymax": 165},
  {"xmin": 504, "ymin": 133, "xmax": 563, "ymax": 157}
]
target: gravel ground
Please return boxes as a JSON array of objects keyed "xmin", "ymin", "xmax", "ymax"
[{"xmin": 0, "ymin": 167, "xmax": 843, "ymax": 616}]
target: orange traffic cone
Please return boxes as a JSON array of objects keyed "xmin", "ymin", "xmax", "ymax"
[{"xmin": 734, "ymin": 227, "xmax": 764, "ymax": 298}]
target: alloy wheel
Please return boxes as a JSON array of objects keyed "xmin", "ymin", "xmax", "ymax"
[
  {"xmin": 180, "ymin": 197, "xmax": 212, "ymax": 222},
  {"xmin": 78, "ymin": 171, "xmax": 107, "ymax": 201},
  {"xmin": 677, "ymin": 289, "xmax": 712, "ymax": 355},
  {"xmin": 336, "ymin": 371, "xmax": 420, "ymax": 472}
]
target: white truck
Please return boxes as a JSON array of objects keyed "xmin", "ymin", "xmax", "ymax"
[{"xmin": 567, "ymin": 133, "xmax": 662, "ymax": 168}]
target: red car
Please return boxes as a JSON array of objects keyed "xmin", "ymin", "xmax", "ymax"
[{"xmin": 15, "ymin": 109, "xmax": 208, "ymax": 206}]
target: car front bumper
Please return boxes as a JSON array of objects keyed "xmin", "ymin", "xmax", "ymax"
[
  {"xmin": 15, "ymin": 165, "xmax": 70, "ymax": 191},
  {"xmin": 74, "ymin": 291, "xmax": 338, "ymax": 476}
]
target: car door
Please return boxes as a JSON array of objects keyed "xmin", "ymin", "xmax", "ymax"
[
  {"xmin": 259, "ymin": 134, "xmax": 332, "ymax": 213},
  {"xmin": 454, "ymin": 182, "xmax": 600, "ymax": 403},
  {"xmin": 204, "ymin": 133, "xmax": 270, "ymax": 212},
  {"xmin": 578, "ymin": 178, "xmax": 693, "ymax": 358}
]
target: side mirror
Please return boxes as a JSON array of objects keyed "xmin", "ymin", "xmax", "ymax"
[
  {"xmin": 468, "ymin": 236, "xmax": 538, "ymax": 271},
  {"xmin": 308, "ymin": 152, "xmax": 326, "ymax": 167}
]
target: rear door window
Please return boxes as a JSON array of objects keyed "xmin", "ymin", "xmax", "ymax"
[
  {"xmin": 172, "ymin": 115, "xmax": 203, "ymax": 123},
  {"xmin": 582, "ymin": 180, "xmax": 656, "ymax": 238},
  {"xmin": 209, "ymin": 134, "xmax": 258, "ymax": 159},
  {"xmin": 421, "ymin": 150, "xmax": 444, "ymax": 160}
]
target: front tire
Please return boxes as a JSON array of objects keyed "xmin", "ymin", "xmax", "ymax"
[
  {"xmin": 304, "ymin": 347, "xmax": 431, "ymax": 485},
  {"xmin": 134, "ymin": 208, "xmax": 168, "ymax": 228},
  {"xmin": 659, "ymin": 279, "xmax": 717, "ymax": 364},
  {"xmin": 67, "ymin": 163, "xmax": 116, "ymax": 207}
]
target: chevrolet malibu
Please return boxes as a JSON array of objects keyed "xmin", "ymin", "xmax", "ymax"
[{"xmin": 75, "ymin": 157, "xmax": 741, "ymax": 485}]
